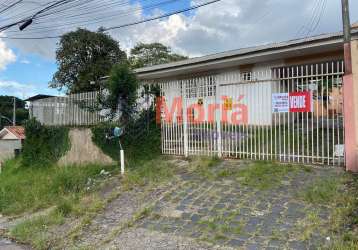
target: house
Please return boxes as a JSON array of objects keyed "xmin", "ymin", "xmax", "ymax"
[
  {"xmin": 134, "ymin": 28, "xmax": 358, "ymax": 166},
  {"xmin": 25, "ymin": 94, "xmax": 54, "ymax": 119},
  {"xmin": 0, "ymin": 126, "xmax": 26, "ymax": 164},
  {"xmin": 27, "ymin": 28, "xmax": 358, "ymax": 167}
]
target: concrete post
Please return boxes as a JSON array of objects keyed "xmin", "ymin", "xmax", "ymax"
[{"xmin": 345, "ymin": 39, "xmax": 358, "ymax": 172}]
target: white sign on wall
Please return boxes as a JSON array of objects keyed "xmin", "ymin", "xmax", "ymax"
[{"xmin": 272, "ymin": 93, "xmax": 289, "ymax": 113}]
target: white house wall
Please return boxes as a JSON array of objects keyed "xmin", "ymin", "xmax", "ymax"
[{"xmin": 159, "ymin": 61, "xmax": 285, "ymax": 126}]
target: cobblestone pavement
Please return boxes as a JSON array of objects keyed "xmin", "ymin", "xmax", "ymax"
[
  {"xmin": 0, "ymin": 237, "xmax": 30, "ymax": 250},
  {"xmin": 78, "ymin": 159, "xmax": 345, "ymax": 250}
]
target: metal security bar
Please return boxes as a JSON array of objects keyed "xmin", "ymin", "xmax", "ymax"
[{"xmin": 159, "ymin": 61, "xmax": 345, "ymax": 166}]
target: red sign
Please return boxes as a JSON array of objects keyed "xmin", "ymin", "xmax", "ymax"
[{"xmin": 289, "ymin": 91, "xmax": 313, "ymax": 113}]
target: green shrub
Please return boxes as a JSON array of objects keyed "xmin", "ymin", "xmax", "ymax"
[
  {"xmin": 22, "ymin": 118, "xmax": 70, "ymax": 167},
  {"xmin": 92, "ymin": 111, "xmax": 161, "ymax": 168}
]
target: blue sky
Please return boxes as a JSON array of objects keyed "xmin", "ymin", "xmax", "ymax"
[
  {"xmin": 0, "ymin": 48, "xmax": 58, "ymax": 98},
  {"xmin": 0, "ymin": 0, "xmax": 358, "ymax": 99},
  {"xmin": 0, "ymin": 0, "xmax": 192, "ymax": 98}
]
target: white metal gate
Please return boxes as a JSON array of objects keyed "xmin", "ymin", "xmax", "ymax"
[{"xmin": 159, "ymin": 61, "xmax": 345, "ymax": 166}]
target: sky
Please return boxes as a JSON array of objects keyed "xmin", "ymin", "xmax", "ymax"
[{"xmin": 0, "ymin": 0, "xmax": 357, "ymax": 99}]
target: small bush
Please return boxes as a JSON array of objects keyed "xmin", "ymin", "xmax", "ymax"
[
  {"xmin": 92, "ymin": 111, "xmax": 161, "ymax": 168},
  {"xmin": 22, "ymin": 118, "xmax": 70, "ymax": 167}
]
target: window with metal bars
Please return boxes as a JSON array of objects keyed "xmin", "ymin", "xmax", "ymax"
[{"xmin": 184, "ymin": 76, "xmax": 216, "ymax": 98}]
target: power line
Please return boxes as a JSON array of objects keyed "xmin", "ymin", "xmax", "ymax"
[
  {"xmin": 295, "ymin": 0, "xmax": 323, "ymax": 38},
  {"xmin": 0, "ymin": 0, "xmax": 76, "ymax": 32},
  {"xmin": 0, "ymin": 0, "xmax": 221, "ymax": 40},
  {"xmin": 305, "ymin": 0, "xmax": 327, "ymax": 37},
  {"xmin": 5, "ymin": 0, "xmax": 182, "ymax": 34},
  {"xmin": 0, "ymin": 0, "xmax": 23, "ymax": 15},
  {"xmin": 102, "ymin": 0, "xmax": 220, "ymax": 32}
]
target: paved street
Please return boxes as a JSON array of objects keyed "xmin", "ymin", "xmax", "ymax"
[{"xmin": 73, "ymin": 159, "xmax": 346, "ymax": 249}]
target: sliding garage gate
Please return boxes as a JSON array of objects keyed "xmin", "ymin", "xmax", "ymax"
[{"xmin": 158, "ymin": 61, "xmax": 345, "ymax": 166}]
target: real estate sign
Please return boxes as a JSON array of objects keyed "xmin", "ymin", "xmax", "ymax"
[
  {"xmin": 272, "ymin": 93, "xmax": 289, "ymax": 113},
  {"xmin": 272, "ymin": 91, "xmax": 313, "ymax": 113}
]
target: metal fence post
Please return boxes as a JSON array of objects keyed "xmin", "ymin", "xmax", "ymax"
[
  {"xmin": 182, "ymin": 80, "xmax": 189, "ymax": 157},
  {"xmin": 216, "ymin": 78, "xmax": 222, "ymax": 158}
]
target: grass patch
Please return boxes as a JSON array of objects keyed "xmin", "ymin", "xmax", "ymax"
[
  {"xmin": 199, "ymin": 214, "xmax": 245, "ymax": 237},
  {"xmin": 10, "ymin": 193, "xmax": 108, "ymax": 250},
  {"xmin": 10, "ymin": 210, "xmax": 65, "ymax": 250},
  {"xmin": 328, "ymin": 241, "xmax": 358, "ymax": 250},
  {"xmin": 298, "ymin": 211, "xmax": 323, "ymax": 241},
  {"xmin": 327, "ymin": 175, "xmax": 358, "ymax": 249},
  {"xmin": 298, "ymin": 178, "xmax": 340, "ymax": 204},
  {"xmin": 187, "ymin": 156, "xmax": 222, "ymax": 179},
  {"xmin": 122, "ymin": 157, "xmax": 175, "ymax": 188},
  {"xmin": 236, "ymin": 161, "xmax": 297, "ymax": 190},
  {"xmin": 0, "ymin": 158, "xmax": 117, "ymax": 216}
]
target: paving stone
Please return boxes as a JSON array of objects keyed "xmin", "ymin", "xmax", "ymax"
[
  {"xmin": 246, "ymin": 243, "xmax": 263, "ymax": 250},
  {"xmin": 289, "ymin": 241, "xmax": 308, "ymax": 250},
  {"xmin": 213, "ymin": 203, "xmax": 226, "ymax": 210},
  {"xmin": 268, "ymin": 240, "xmax": 286, "ymax": 248},
  {"xmin": 181, "ymin": 212, "xmax": 192, "ymax": 220},
  {"xmin": 190, "ymin": 214, "xmax": 201, "ymax": 223},
  {"xmin": 72, "ymin": 160, "xmax": 348, "ymax": 250},
  {"xmin": 227, "ymin": 239, "xmax": 245, "ymax": 247}
]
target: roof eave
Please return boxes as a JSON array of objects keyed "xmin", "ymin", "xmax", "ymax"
[{"xmin": 135, "ymin": 30, "xmax": 358, "ymax": 80}]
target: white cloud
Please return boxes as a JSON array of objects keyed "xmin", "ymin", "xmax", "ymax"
[
  {"xmin": 0, "ymin": 38, "xmax": 16, "ymax": 70},
  {"xmin": 1, "ymin": 0, "xmax": 358, "ymax": 59},
  {"xmin": 20, "ymin": 59, "xmax": 30, "ymax": 64},
  {"xmin": 0, "ymin": 80, "xmax": 36, "ymax": 98}
]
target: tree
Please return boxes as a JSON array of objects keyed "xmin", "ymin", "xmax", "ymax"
[
  {"xmin": 106, "ymin": 63, "xmax": 138, "ymax": 123},
  {"xmin": 129, "ymin": 43, "xmax": 187, "ymax": 69},
  {"xmin": 51, "ymin": 28, "xmax": 127, "ymax": 94},
  {"xmin": 0, "ymin": 96, "xmax": 28, "ymax": 129}
]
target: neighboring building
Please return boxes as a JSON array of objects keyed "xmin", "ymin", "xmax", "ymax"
[
  {"xmin": 25, "ymin": 94, "xmax": 54, "ymax": 118},
  {"xmin": 26, "ymin": 93, "xmax": 104, "ymax": 126},
  {"xmin": 0, "ymin": 126, "xmax": 26, "ymax": 164}
]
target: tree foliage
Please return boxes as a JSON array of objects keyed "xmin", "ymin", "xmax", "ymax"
[
  {"xmin": 105, "ymin": 63, "xmax": 139, "ymax": 122},
  {"xmin": 0, "ymin": 96, "xmax": 28, "ymax": 129},
  {"xmin": 51, "ymin": 28, "xmax": 126, "ymax": 94},
  {"xmin": 129, "ymin": 43, "xmax": 187, "ymax": 69}
]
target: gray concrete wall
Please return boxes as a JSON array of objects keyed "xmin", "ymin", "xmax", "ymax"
[
  {"xmin": 0, "ymin": 140, "xmax": 21, "ymax": 164},
  {"xmin": 58, "ymin": 128, "xmax": 115, "ymax": 166}
]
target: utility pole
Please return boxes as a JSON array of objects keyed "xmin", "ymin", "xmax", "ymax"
[
  {"xmin": 341, "ymin": 0, "xmax": 358, "ymax": 172},
  {"xmin": 13, "ymin": 97, "xmax": 16, "ymax": 126},
  {"xmin": 341, "ymin": 0, "xmax": 352, "ymax": 74}
]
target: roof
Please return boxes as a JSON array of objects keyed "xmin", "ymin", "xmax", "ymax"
[
  {"xmin": 0, "ymin": 126, "xmax": 26, "ymax": 140},
  {"xmin": 134, "ymin": 29, "xmax": 358, "ymax": 80},
  {"xmin": 25, "ymin": 94, "xmax": 54, "ymax": 102}
]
